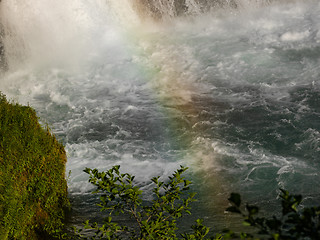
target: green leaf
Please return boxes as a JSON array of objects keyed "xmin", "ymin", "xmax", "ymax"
[
  {"xmin": 228, "ymin": 193, "xmax": 241, "ymax": 208},
  {"xmin": 83, "ymin": 168, "xmax": 92, "ymax": 174},
  {"xmin": 226, "ymin": 206, "xmax": 241, "ymax": 214},
  {"xmin": 246, "ymin": 204, "xmax": 259, "ymax": 215}
]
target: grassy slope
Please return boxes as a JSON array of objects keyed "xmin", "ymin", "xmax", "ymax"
[{"xmin": 0, "ymin": 93, "xmax": 69, "ymax": 239}]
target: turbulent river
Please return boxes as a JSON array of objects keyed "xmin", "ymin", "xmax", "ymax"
[{"xmin": 1, "ymin": 0, "xmax": 320, "ymax": 233}]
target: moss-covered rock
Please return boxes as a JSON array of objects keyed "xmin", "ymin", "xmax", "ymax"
[{"xmin": 0, "ymin": 92, "xmax": 69, "ymax": 239}]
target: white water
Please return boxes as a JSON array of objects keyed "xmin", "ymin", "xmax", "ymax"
[{"xmin": 1, "ymin": 0, "xmax": 320, "ymax": 230}]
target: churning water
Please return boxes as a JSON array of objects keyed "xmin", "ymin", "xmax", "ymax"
[{"xmin": 1, "ymin": 0, "xmax": 319, "ymax": 232}]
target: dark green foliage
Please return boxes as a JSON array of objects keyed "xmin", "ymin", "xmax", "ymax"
[
  {"xmin": 79, "ymin": 165, "xmax": 320, "ymax": 240},
  {"xmin": 180, "ymin": 219, "xmax": 222, "ymax": 240},
  {"xmin": 0, "ymin": 93, "xmax": 70, "ymax": 239},
  {"xmin": 76, "ymin": 165, "xmax": 221, "ymax": 240},
  {"xmin": 226, "ymin": 189, "xmax": 320, "ymax": 239}
]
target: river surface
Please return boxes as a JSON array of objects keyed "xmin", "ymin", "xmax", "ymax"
[{"xmin": 1, "ymin": 0, "xmax": 320, "ymax": 233}]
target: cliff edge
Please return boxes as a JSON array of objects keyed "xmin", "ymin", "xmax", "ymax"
[{"xmin": 0, "ymin": 93, "xmax": 69, "ymax": 239}]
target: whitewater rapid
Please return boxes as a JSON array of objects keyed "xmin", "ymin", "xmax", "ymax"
[{"xmin": 1, "ymin": 0, "xmax": 319, "ymax": 230}]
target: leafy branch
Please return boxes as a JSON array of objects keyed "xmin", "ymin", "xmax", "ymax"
[
  {"xmin": 76, "ymin": 165, "xmax": 213, "ymax": 240},
  {"xmin": 75, "ymin": 165, "xmax": 320, "ymax": 240},
  {"xmin": 226, "ymin": 189, "xmax": 320, "ymax": 239}
]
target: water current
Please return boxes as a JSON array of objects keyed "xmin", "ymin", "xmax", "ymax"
[{"xmin": 0, "ymin": 0, "xmax": 319, "ymax": 233}]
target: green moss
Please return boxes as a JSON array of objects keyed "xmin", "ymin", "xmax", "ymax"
[{"xmin": 0, "ymin": 92, "xmax": 69, "ymax": 239}]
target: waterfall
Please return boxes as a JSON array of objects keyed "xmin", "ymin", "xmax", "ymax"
[
  {"xmin": 0, "ymin": 0, "xmax": 319, "ymax": 232},
  {"xmin": 0, "ymin": 0, "xmax": 111, "ymax": 70},
  {"xmin": 0, "ymin": 0, "xmax": 279, "ymax": 71}
]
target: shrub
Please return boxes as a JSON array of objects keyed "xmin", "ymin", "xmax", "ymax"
[
  {"xmin": 226, "ymin": 189, "xmax": 320, "ymax": 239},
  {"xmin": 78, "ymin": 165, "xmax": 320, "ymax": 240},
  {"xmin": 0, "ymin": 93, "xmax": 70, "ymax": 239},
  {"xmin": 75, "ymin": 165, "xmax": 221, "ymax": 240}
]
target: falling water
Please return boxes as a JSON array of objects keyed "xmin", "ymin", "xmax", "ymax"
[{"xmin": 0, "ymin": 0, "xmax": 319, "ymax": 232}]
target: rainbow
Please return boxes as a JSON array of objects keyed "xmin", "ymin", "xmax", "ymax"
[{"xmin": 0, "ymin": 0, "xmax": 245, "ymax": 214}]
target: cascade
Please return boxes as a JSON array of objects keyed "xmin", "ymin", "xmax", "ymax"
[
  {"xmin": 0, "ymin": 0, "xmax": 277, "ymax": 71},
  {"xmin": 0, "ymin": 0, "xmax": 319, "ymax": 233}
]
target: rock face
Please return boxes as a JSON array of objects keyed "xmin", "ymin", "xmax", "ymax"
[
  {"xmin": 132, "ymin": 0, "xmax": 274, "ymax": 20},
  {"xmin": 133, "ymin": 0, "xmax": 187, "ymax": 18},
  {"xmin": 0, "ymin": 93, "xmax": 70, "ymax": 240},
  {"xmin": 0, "ymin": 24, "xmax": 6, "ymax": 71},
  {"xmin": 132, "ymin": 0, "xmax": 239, "ymax": 19}
]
